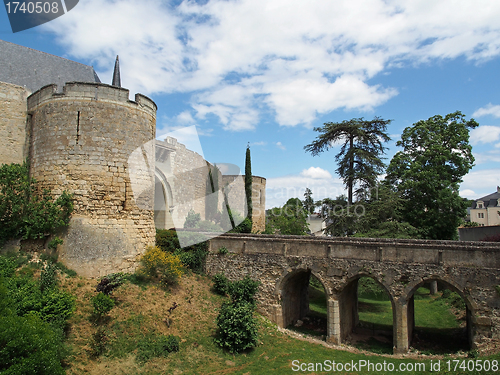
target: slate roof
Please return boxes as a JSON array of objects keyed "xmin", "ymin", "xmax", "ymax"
[
  {"xmin": 472, "ymin": 188, "xmax": 500, "ymax": 209},
  {"xmin": 0, "ymin": 39, "xmax": 100, "ymax": 93}
]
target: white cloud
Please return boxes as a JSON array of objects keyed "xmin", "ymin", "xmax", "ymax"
[
  {"xmin": 461, "ymin": 169, "xmax": 500, "ymax": 199},
  {"xmin": 470, "ymin": 125, "xmax": 500, "ymax": 145},
  {"xmin": 44, "ymin": 0, "xmax": 500, "ymax": 130},
  {"xmin": 459, "ymin": 189, "xmax": 477, "ymax": 199},
  {"xmin": 275, "ymin": 142, "xmax": 286, "ymax": 150},
  {"xmin": 473, "ymin": 104, "xmax": 500, "ymax": 118},
  {"xmin": 300, "ymin": 167, "xmax": 332, "ymax": 179},
  {"xmin": 266, "ymin": 167, "xmax": 341, "ymax": 208}
]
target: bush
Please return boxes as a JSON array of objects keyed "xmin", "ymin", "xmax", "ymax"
[
  {"xmin": 357, "ymin": 277, "xmax": 388, "ymax": 300},
  {"xmin": 215, "ymin": 301, "xmax": 258, "ymax": 353},
  {"xmin": 440, "ymin": 289, "xmax": 466, "ymax": 310},
  {"xmin": 0, "ymin": 162, "xmax": 73, "ymax": 244},
  {"xmin": 136, "ymin": 334, "xmax": 180, "ymax": 363},
  {"xmin": 212, "ymin": 274, "xmax": 230, "ymax": 296},
  {"xmin": 139, "ymin": 246, "xmax": 184, "ymax": 285},
  {"xmin": 228, "ymin": 276, "xmax": 260, "ymax": 306},
  {"xmin": 40, "ymin": 262, "xmax": 58, "ymax": 292},
  {"xmin": 12, "ymin": 278, "xmax": 75, "ymax": 328},
  {"xmin": 0, "ymin": 313, "xmax": 66, "ymax": 375},
  {"xmin": 96, "ymin": 272, "xmax": 125, "ymax": 295},
  {"xmin": 218, "ymin": 246, "xmax": 228, "ymax": 255},
  {"xmin": 89, "ymin": 327, "xmax": 108, "ymax": 358},
  {"xmin": 230, "ymin": 217, "xmax": 252, "ymax": 233},
  {"xmin": 156, "ymin": 230, "xmax": 208, "ymax": 273},
  {"xmin": 91, "ymin": 292, "xmax": 115, "ymax": 317},
  {"xmin": 184, "ymin": 209, "xmax": 201, "ymax": 228},
  {"xmin": 156, "ymin": 229, "xmax": 180, "ymax": 253}
]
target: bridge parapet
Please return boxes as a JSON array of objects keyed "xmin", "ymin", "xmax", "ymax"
[
  {"xmin": 208, "ymin": 233, "xmax": 500, "ymax": 267},
  {"xmin": 207, "ymin": 233, "xmax": 500, "ymax": 354}
]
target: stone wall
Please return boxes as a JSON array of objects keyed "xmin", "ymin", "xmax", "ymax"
[
  {"xmin": 0, "ymin": 81, "xmax": 30, "ymax": 165},
  {"xmin": 207, "ymin": 233, "xmax": 500, "ymax": 354},
  {"xmin": 27, "ymin": 82, "xmax": 157, "ymax": 277},
  {"xmin": 221, "ymin": 175, "xmax": 266, "ymax": 232}
]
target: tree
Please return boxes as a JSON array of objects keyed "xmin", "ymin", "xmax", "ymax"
[
  {"xmin": 315, "ymin": 195, "xmax": 356, "ymax": 237},
  {"xmin": 386, "ymin": 111, "xmax": 478, "ymax": 240},
  {"xmin": 205, "ymin": 162, "xmax": 219, "ymax": 222},
  {"xmin": 352, "ymin": 184, "xmax": 419, "ymax": 239},
  {"xmin": 0, "ymin": 162, "xmax": 73, "ymax": 244},
  {"xmin": 304, "ymin": 117, "xmax": 391, "ymax": 205},
  {"xmin": 245, "ymin": 144, "xmax": 252, "ymax": 222},
  {"xmin": 266, "ymin": 198, "xmax": 309, "ymax": 235},
  {"xmin": 303, "ymin": 188, "xmax": 314, "ymax": 214}
]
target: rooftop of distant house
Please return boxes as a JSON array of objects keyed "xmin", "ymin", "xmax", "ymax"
[{"xmin": 471, "ymin": 186, "xmax": 500, "ymax": 209}]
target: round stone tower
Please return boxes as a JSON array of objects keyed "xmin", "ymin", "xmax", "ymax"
[
  {"xmin": 27, "ymin": 82, "xmax": 157, "ymax": 277},
  {"xmin": 221, "ymin": 175, "xmax": 266, "ymax": 233}
]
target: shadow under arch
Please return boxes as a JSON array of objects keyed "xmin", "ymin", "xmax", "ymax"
[
  {"xmin": 154, "ymin": 168, "xmax": 174, "ymax": 229},
  {"xmin": 274, "ymin": 267, "xmax": 331, "ymax": 331},
  {"xmin": 405, "ymin": 277, "xmax": 475, "ymax": 352},
  {"xmin": 338, "ymin": 273, "xmax": 396, "ymax": 348}
]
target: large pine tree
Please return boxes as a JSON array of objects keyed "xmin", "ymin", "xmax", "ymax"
[{"xmin": 304, "ymin": 117, "xmax": 391, "ymax": 205}]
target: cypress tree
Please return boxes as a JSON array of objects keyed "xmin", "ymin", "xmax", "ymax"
[{"xmin": 245, "ymin": 145, "xmax": 252, "ymax": 222}]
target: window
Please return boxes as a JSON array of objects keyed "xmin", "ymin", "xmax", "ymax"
[
  {"xmin": 478, "ymin": 213, "xmax": 484, "ymax": 219},
  {"xmin": 478, "ymin": 203, "xmax": 483, "ymax": 208}
]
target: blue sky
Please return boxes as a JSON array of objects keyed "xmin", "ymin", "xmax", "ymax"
[{"xmin": 2, "ymin": 0, "xmax": 500, "ymax": 209}]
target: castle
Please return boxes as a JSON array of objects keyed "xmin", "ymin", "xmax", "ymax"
[{"xmin": 0, "ymin": 40, "xmax": 266, "ymax": 277}]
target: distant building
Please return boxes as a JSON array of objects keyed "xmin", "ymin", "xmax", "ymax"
[
  {"xmin": 469, "ymin": 187, "xmax": 500, "ymax": 226},
  {"xmin": 306, "ymin": 214, "xmax": 326, "ymax": 236}
]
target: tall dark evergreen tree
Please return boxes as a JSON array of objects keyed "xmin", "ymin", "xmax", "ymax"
[
  {"xmin": 245, "ymin": 144, "xmax": 252, "ymax": 222},
  {"xmin": 303, "ymin": 188, "xmax": 314, "ymax": 214},
  {"xmin": 304, "ymin": 117, "xmax": 391, "ymax": 205}
]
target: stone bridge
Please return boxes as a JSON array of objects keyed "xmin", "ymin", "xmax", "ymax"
[{"xmin": 206, "ymin": 233, "xmax": 500, "ymax": 354}]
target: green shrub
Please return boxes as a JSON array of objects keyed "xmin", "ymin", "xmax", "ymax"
[
  {"xmin": 156, "ymin": 230, "xmax": 208, "ymax": 273},
  {"xmin": 212, "ymin": 273, "xmax": 230, "ymax": 296},
  {"xmin": 89, "ymin": 327, "xmax": 108, "ymax": 358},
  {"xmin": 91, "ymin": 292, "xmax": 115, "ymax": 317},
  {"xmin": 218, "ymin": 246, "xmax": 228, "ymax": 255},
  {"xmin": 12, "ymin": 277, "xmax": 75, "ymax": 328},
  {"xmin": 0, "ymin": 313, "xmax": 66, "ymax": 375},
  {"xmin": 40, "ymin": 262, "xmax": 58, "ymax": 292},
  {"xmin": 184, "ymin": 209, "xmax": 201, "ymax": 228},
  {"xmin": 156, "ymin": 229, "xmax": 180, "ymax": 253},
  {"xmin": 228, "ymin": 276, "xmax": 260, "ymax": 306},
  {"xmin": 96, "ymin": 272, "xmax": 125, "ymax": 295},
  {"xmin": 440, "ymin": 289, "xmax": 466, "ymax": 310},
  {"xmin": 357, "ymin": 277, "xmax": 388, "ymax": 300},
  {"xmin": 0, "ymin": 256, "xmax": 17, "ymax": 278},
  {"xmin": 0, "ymin": 162, "xmax": 73, "ymax": 244},
  {"xmin": 47, "ymin": 236, "xmax": 63, "ymax": 250},
  {"xmin": 230, "ymin": 217, "xmax": 252, "ymax": 233},
  {"xmin": 136, "ymin": 334, "xmax": 180, "ymax": 363},
  {"xmin": 215, "ymin": 301, "xmax": 258, "ymax": 353}
]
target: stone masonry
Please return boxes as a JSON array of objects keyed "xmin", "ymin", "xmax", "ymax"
[
  {"xmin": 207, "ymin": 233, "xmax": 500, "ymax": 354},
  {"xmin": 27, "ymin": 82, "xmax": 157, "ymax": 277},
  {"xmin": 221, "ymin": 175, "xmax": 266, "ymax": 232},
  {"xmin": 0, "ymin": 82, "xmax": 30, "ymax": 165}
]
